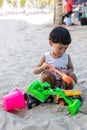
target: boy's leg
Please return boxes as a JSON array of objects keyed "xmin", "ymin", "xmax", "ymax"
[
  {"xmin": 40, "ymin": 70, "xmax": 56, "ymax": 88},
  {"xmin": 62, "ymin": 72, "xmax": 77, "ymax": 90}
]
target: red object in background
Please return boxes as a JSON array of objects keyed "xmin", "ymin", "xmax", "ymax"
[{"xmin": 66, "ymin": 0, "xmax": 73, "ymax": 14}]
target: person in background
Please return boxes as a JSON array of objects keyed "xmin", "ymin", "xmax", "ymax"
[
  {"xmin": 81, "ymin": 3, "xmax": 87, "ymax": 18},
  {"xmin": 63, "ymin": 13, "xmax": 72, "ymax": 26},
  {"xmin": 80, "ymin": 3, "xmax": 87, "ymax": 25},
  {"xmin": 78, "ymin": 4, "xmax": 83, "ymax": 20},
  {"xmin": 33, "ymin": 26, "xmax": 77, "ymax": 90},
  {"xmin": 65, "ymin": 0, "xmax": 73, "ymax": 16}
]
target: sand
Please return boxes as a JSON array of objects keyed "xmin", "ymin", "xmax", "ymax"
[{"xmin": 0, "ymin": 18, "xmax": 87, "ymax": 130}]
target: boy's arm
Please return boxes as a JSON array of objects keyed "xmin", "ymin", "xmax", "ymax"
[
  {"xmin": 33, "ymin": 55, "xmax": 48, "ymax": 74},
  {"xmin": 67, "ymin": 55, "xmax": 74, "ymax": 73}
]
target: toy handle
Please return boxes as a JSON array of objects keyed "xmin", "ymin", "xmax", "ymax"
[
  {"xmin": 46, "ymin": 63, "xmax": 63, "ymax": 76},
  {"xmin": 46, "ymin": 63, "xmax": 73, "ymax": 84}
]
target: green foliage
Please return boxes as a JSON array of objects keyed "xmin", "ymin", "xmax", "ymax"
[
  {"xmin": 0, "ymin": 0, "xmax": 54, "ymax": 8},
  {"xmin": 7, "ymin": 0, "xmax": 17, "ymax": 8},
  {"xmin": 13, "ymin": 0, "xmax": 17, "ymax": 8},
  {"xmin": 0, "ymin": 0, "xmax": 3, "ymax": 7},
  {"xmin": 39, "ymin": 0, "xmax": 54, "ymax": 8},
  {"xmin": 19, "ymin": 0, "xmax": 26, "ymax": 7},
  {"xmin": 7, "ymin": 0, "xmax": 12, "ymax": 4}
]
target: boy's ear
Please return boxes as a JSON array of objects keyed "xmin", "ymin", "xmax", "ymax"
[{"xmin": 49, "ymin": 40, "xmax": 53, "ymax": 46}]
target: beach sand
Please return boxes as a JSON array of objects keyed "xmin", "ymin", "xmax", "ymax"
[{"xmin": 0, "ymin": 19, "xmax": 87, "ymax": 130}]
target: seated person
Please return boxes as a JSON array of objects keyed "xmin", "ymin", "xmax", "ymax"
[{"xmin": 63, "ymin": 13, "xmax": 72, "ymax": 26}]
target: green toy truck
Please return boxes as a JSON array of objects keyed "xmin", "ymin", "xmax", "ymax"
[{"xmin": 24, "ymin": 80, "xmax": 82, "ymax": 115}]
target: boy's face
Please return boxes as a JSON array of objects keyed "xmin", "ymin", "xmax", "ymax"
[{"xmin": 49, "ymin": 41, "xmax": 68, "ymax": 58}]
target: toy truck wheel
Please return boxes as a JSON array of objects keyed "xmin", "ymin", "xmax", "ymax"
[
  {"xmin": 27, "ymin": 96, "xmax": 41, "ymax": 109},
  {"xmin": 28, "ymin": 101, "xmax": 38, "ymax": 109},
  {"xmin": 57, "ymin": 98, "xmax": 66, "ymax": 105},
  {"xmin": 45, "ymin": 95, "xmax": 54, "ymax": 103},
  {"xmin": 24, "ymin": 93, "xmax": 41, "ymax": 109},
  {"xmin": 28, "ymin": 98, "xmax": 41, "ymax": 109},
  {"xmin": 72, "ymin": 95, "xmax": 82, "ymax": 101}
]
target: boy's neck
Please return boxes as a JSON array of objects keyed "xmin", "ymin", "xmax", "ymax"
[{"xmin": 50, "ymin": 52, "xmax": 61, "ymax": 59}]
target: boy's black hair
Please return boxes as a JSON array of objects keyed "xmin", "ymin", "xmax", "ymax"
[{"xmin": 49, "ymin": 26, "xmax": 71, "ymax": 45}]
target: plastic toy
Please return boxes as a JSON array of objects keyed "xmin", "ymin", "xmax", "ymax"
[
  {"xmin": 2, "ymin": 88, "xmax": 26, "ymax": 111},
  {"xmin": 24, "ymin": 81, "xmax": 54, "ymax": 109},
  {"xmin": 56, "ymin": 89, "xmax": 82, "ymax": 105},
  {"xmin": 46, "ymin": 63, "xmax": 73, "ymax": 84},
  {"xmin": 25, "ymin": 80, "xmax": 82, "ymax": 115}
]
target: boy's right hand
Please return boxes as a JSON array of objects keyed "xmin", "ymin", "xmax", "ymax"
[{"xmin": 42, "ymin": 63, "xmax": 49, "ymax": 70}]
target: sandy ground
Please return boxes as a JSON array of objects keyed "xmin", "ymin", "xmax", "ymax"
[{"xmin": 0, "ymin": 19, "xmax": 87, "ymax": 130}]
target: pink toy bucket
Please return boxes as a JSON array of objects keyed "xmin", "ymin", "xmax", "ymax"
[{"xmin": 2, "ymin": 88, "xmax": 26, "ymax": 111}]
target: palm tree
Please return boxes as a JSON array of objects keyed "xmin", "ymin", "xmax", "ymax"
[
  {"xmin": 0, "ymin": 0, "xmax": 3, "ymax": 7},
  {"xmin": 4, "ymin": 0, "xmax": 63, "ymax": 25},
  {"xmin": 39, "ymin": 0, "xmax": 63, "ymax": 25},
  {"xmin": 38, "ymin": 0, "xmax": 53, "ymax": 8},
  {"xmin": 7, "ymin": 0, "xmax": 17, "ymax": 8},
  {"xmin": 54, "ymin": 0, "xmax": 63, "ymax": 25}
]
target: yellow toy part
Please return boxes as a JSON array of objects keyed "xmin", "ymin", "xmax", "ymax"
[
  {"xmin": 56, "ymin": 89, "xmax": 82, "ymax": 101},
  {"xmin": 63, "ymin": 89, "xmax": 82, "ymax": 96}
]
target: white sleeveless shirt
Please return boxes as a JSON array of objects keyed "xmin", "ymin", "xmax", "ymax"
[{"xmin": 44, "ymin": 52, "xmax": 69, "ymax": 81}]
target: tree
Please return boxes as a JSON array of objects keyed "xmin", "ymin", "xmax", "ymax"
[
  {"xmin": 0, "ymin": 0, "xmax": 3, "ymax": 7},
  {"xmin": 38, "ymin": 0, "xmax": 54, "ymax": 8},
  {"xmin": 19, "ymin": 0, "xmax": 26, "ymax": 7},
  {"xmin": 54, "ymin": 0, "xmax": 63, "ymax": 25},
  {"xmin": 7, "ymin": 0, "xmax": 17, "ymax": 8}
]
